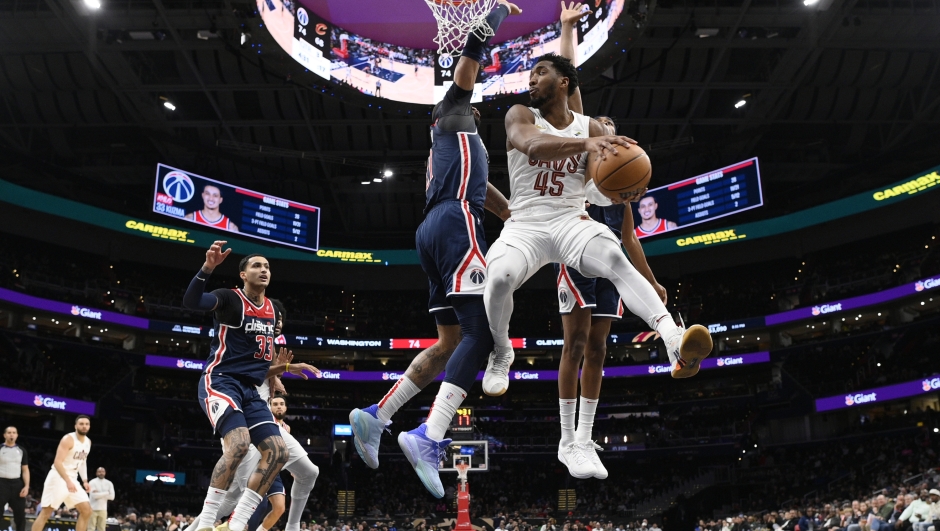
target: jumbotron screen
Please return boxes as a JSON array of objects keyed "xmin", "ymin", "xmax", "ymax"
[
  {"xmin": 629, "ymin": 158, "xmax": 764, "ymax": 239},
  {"xmin": 259, "ymin": 0, "xmax": 624, "ymax": 104},
  {"xmin": 152, "ymin": 164, "xmax": 321, "ymax": 251}
]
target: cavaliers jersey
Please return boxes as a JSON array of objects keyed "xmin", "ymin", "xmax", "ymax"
[
  {"xmin": 506, "ymin": 107, "xmax": 591, "ymax": 213},
  {"xmin": 425, "ymin": 127, "xmax": 489, "ymax": 219},
  {"xmin": 194, "ymin": 211, "xmax": 233, "ymax": 230},
  {"xmin": 204, "ymin": 288, "xmax": 278, "ymax": 386},
  {"xmin": 57, "ymin": 433, "xmax": 90, "ymax": 478},
  {"xmin": 635, "ymin": 218, "xmax": 668, "ymax": 237}
]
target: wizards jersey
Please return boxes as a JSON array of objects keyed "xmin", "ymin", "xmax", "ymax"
[
  {"xmin": 204, "ymin": 288, "xmax": 278, "ymax": 386},
  {"xmin": 194, "ymin": 211, "xmax": 233, "ymax": 230},
  {"xmin": 425, "ymin": 127, "xmax": 489, "ymax": 219}
]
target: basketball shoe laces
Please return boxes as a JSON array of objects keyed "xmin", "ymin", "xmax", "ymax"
[{"xmin": 491, "ymin": 347, "xmax": 513, "ymax": 375}]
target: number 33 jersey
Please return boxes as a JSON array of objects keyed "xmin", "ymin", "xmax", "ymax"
[
  {"xmin": 205, "ymin": 288, "xmax": 279, "ymax": 386},
  {"xmin": 506, "ymin": 107, "xmax": 592, "ymax": 214}
]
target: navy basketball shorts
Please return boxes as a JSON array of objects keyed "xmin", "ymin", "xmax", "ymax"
[
  {"xmin": 416, "ymin": 201, "xmax": 489, "ymax": 316},
  {"xmin": 197, "ymin": 373, "xmax": 280, "ymax": 444},
  {"xmin": 267, "ymin": 475, "xmax": 285, "ymax": 497},
  {"xmin": 553, "ymin": 263, "xmax": 624, "ymax": 319}
]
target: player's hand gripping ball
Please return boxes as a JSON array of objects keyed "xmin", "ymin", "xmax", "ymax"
[{"xmin": 588, "ymin": 144, "xmax": 652, "ymax": 202}]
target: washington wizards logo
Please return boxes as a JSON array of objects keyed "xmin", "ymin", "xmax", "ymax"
[
  {"xmin": 559, "ymin": 289, "xmax": 569, "ymax": 305},
  {"xmin": 469, "ymin": 268, "xmax": 485, "ymax": 285},
  {"xmin": 211, "ymin": 402, "xmax": 220, "ymax": 414}
]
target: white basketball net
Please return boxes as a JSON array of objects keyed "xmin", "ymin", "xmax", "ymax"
[
  {"xmin": 455, "ymin": 463, "xmax": 471, "ymax": 483},
  {"xmin": 424, "ymin": 0, "xmax": 499, "ymax": 56}
]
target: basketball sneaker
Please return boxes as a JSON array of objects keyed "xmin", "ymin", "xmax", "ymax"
[
  {"xmin": 558, "ymin": 441, "xmax": 596, "ymax": 479},
  {"xmin": 666, "ymin": 318, "xmax": 713, "ymax": 379},
  {"xmin": 397, "ymin": 424, "xmax": 451, "ymax": 499},
  {"xmin": 482, "ymin": 345, "xmax": 515, "ymax": 396},
  {"xmin": 349, "ymin": 404, "xmax": 389, "ymax": 469},
  {"xmin": 582, "ymin": 441, "xmax": 608, "ymax": 479}
]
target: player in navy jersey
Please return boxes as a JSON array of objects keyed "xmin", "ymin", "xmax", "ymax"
[
  {"xmin": 183, "ymin": 241, "xmax": 314, "ymax": 531},
  {"xmin": 348, "ymin": 0, "xmax": 519, "ymax": 498}
]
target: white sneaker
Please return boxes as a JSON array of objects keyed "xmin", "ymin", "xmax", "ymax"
[
  {"xmin": 666, "ymin": 323, "xmax": 713, "ymax": 379},
  {"xmin": 582, "ymin": 441, "xmax": 608, "ymax": 479},
  {"xmin": 558, "ymin": 441, "xmax": 596, "ymax": 479},
  {"xmin": 482, "ymin": 345, "xmax": 515, "ymax": 396}
]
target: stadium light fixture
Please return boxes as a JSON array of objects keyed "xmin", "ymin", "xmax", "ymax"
[
  {"xmin": 735, "ymin": 100, "xmax": 746, "ymax": 109},
  {"xmin": 163, "ymin": 101, "xmax": 176, "ymax": 111},
  {"xmin": 361, "ymin": 180, "xmax": 371, "ymax": 185},
  {"xmin": 373, "ymin": 177, "xmax": 382, "ymax": 183},
  {"xmin": 84, "ymin": 0, "xmax": 101, "ymax": 9},
  {"xmin": 803, "ymin": 0, "xmax": 818, "ymax": 5},
  {"xmin": 384, "ymin": 169, "xmax": 394, "ymax": 178}
]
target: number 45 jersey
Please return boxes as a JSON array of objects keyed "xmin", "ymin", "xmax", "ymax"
[
  {"xmin": 506, "ymin": 107, "xmax": 592, "ymax": 213},
  {"xmin": 204, "ymin": 288, "xmax": 279, "ymax": 386}
]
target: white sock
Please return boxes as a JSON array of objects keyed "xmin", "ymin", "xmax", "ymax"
[
  {"xmin": 197, "ymin": 488, "xmax": 228, "ymax": 530},
  {"xmin": 376, "ymin": 376, "xmax": 421, "ymax": 423},
  {"xmin": 575, "ymin": 396, "xmax": 598, "ymax": 444},
  {"xmin": 228, "ymin": 489, "xmax": 262, "ymax": 531},
  {"xmin": 425, "ymin": 382, "xmax": 466, "ymax": 440},
  {"xmin": 559, "ymin": 398, "xmax": 577, "ymax": 446}
]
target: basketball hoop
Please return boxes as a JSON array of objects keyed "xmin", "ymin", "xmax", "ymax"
[
  {"xmin": 424, "ymin": 0, "xmax": 498, "ymax": 56},
  {"xmin": 455, "ymin": 462, "xmax": 471, "ymax": 484}
]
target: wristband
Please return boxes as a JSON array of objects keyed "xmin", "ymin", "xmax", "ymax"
[{"xmin": 285, "ymin": 363, "xmax": 290, "ymax": 374}]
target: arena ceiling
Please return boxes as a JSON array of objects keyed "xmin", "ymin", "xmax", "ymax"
[{"xmin": 1, "ymin": 0, "xmax": 939, "ymax": 249}]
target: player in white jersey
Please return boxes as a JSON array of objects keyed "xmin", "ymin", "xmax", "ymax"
[
  {"xmin": 32, "ymin": 416, "xmax": 93, "ymax": 531},
  {"xmin": 481, "ymin": 51, "xmax": 713, "ymax": 398}
]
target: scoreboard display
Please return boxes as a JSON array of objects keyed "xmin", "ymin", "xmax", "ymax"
[
  {"xmin": 450, "ymin": 407, "xmax": 474, "ymax": 433},
  {"xmin": 153, "ymin": 164, "xmax": 321, "ymax": 251},
  {"xmin": 631, "ymin": 157, "xmax": 763, "ymax": 239}
]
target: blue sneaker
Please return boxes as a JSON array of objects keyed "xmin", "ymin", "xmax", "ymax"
[
  {"xmin": 349, "ymin": 404, "xmax": 389, "ymax": 469},
  {"xmin": 397, "ymin": 424, "xmax": 451, "ymax": 498}
]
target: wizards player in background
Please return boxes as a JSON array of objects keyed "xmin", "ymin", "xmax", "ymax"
[
  {"xmin": 349, "ymin": 0, "xmax": 520, "ymax": 498},
  {"xmin": 183, "ymin": 241, "xmax": 312, "ymax": 531}
]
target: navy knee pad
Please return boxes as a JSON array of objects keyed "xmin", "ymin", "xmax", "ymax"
[{"xmin": 443, "ymin": 296, "xmax": 493, "ymax": 389}]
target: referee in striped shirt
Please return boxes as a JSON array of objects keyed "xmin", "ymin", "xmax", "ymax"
[{"xmin": 1, "ymin": 426, "xmax": 29, "ymax": 531}]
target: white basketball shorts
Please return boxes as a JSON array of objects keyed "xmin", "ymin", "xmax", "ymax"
[{"xmin": 40, "ymin": 470, "xmax": 90, "ymax": 510}]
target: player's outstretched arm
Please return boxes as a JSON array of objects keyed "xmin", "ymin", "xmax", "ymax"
[
  {"xmin": 620, "ymin": 206, "xmax": 667, "ymax": 304},
  {"xmin": 182, "ymin": 240, "xmax": 230, "ymax": 310},
  {"xmin": 485, "ymin": 182, "xmax": 511, "ymax": 221},
  {"xmin": 559, "ymin": 1, "xmax": 588, "ymax": 114},
  {"xmin": 507, "ymin": 105, "xmax": 634, "ymax": 161}
]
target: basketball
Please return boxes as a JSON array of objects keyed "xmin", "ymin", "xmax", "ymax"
[{"xmin": 588, "ymin": 144, "xmax": 652, "ymax": 201}]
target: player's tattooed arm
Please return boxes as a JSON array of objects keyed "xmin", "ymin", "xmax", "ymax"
[
  {"xmin": 209, "ymin": 428, "xmax": 251, "ymax": 489},
  {"xmin": 485, "ymin": 182, "xmax": 511, "ymax": 221}
]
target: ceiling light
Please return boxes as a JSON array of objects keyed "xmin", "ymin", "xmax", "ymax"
[
  {"xmin": 803, "ymin": 0, "xmax": 818, "ymax": 5},
  {"xmin": 361, "ymin": 180, "xmax": 371, "ymax": 185},
  {"xmin": 373, "ymin": 177, "xmax": 382, "ymax": 183},
  {"xmin": 384, "ymin": 169, "xmax": 394, "ymax": 178},
  {"xmin": 163, "ymin": 101, "xmax": 176, "ymax": 111},
  {"xmin": 734, "ymin": 100, "xmax": 746, "ymax": 109},
  {"xmin": 83, "ymin": 0, "xmax": 101, "ymax": 9}
]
